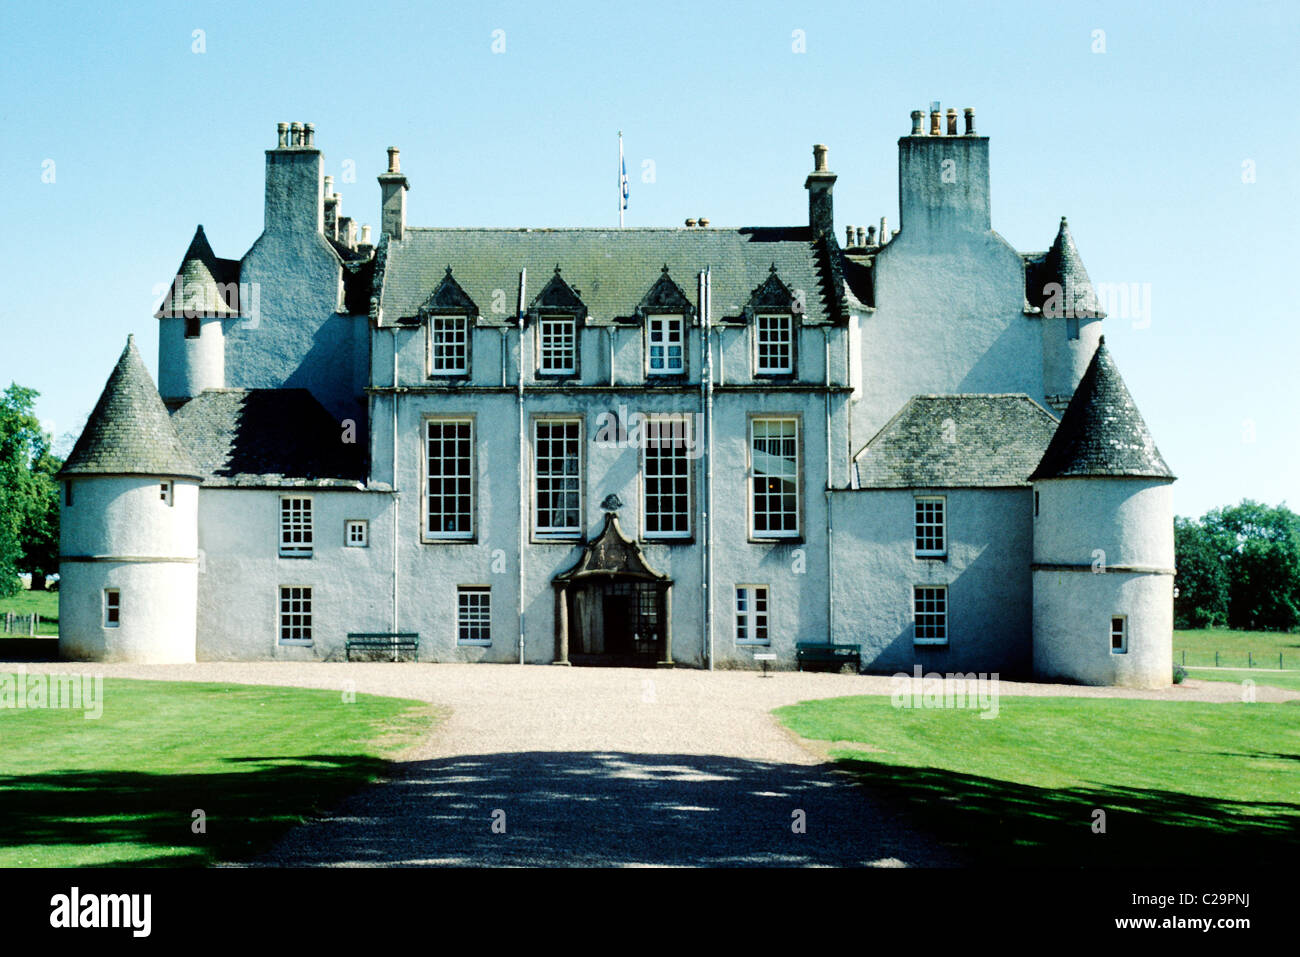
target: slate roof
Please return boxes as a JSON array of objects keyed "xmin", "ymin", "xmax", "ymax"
[
  {"xmin": 154, "ymin": 225, "xmax": 241, "ymax": 319},
  {"xmin": 169, "ymin": 389, "xmax": 367, "ymax": 487},
  {"xmin": 1029, "ymin": 338, "xmax": 1173, "ymax": 481},
  {"xmin": 376, "ymin": 227, "xmax": 855, "ymax": 327},
  {"xmin": 59, "ymin": 336, "xmax": 203, "ymax": 479},
  {"xmin": 1022, "ymin": 216, "xmax": 1104, "ymax": 318},
  {"xmin": 854, "ymin": 394, "xmax": 1060, "ymax": 489}
]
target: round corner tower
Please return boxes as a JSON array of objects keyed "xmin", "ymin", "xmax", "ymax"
[
  {"xmin": 57, "ymin": 336, "xmax": 203, "ymax": 663},
  {"xmin": 1039, "ymin": 217, "xmax": 1105, "ymax": 408},
  {"xmin": 156, "ymin": 225, "xmax": 231, "ymax": 406},
  {"xmin": 1030, "ymin": 338, "xmax": 1175, "ymax": 689}
]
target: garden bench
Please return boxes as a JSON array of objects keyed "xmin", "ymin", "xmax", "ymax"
[
  {"xmin": 795, "ymin": 641, "xmax": 861, "ymax": 673},
  {"xmin": 345, "ymin": 632, "xmax": 420, "ymax": 662}
]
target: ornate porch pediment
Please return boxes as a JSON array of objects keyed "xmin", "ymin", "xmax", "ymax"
[{"xmin": 554, "ymin": 513, "xmax": 667, "ymax": 583}]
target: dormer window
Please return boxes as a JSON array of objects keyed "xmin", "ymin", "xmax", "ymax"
[
  {"xmin": 646, "ymin": 315, "xmax": 684, "ymax": 375},
  {"xmin": 429, "ymin": 316, "xmax": 469, "ymax": 375},
  {"xmin": 755, "ymin": 314, "xmax": 795, "ymax": 375},
  {"xmin": 539, "ymin": 316, "xmax": 577, "ymax": 374}
]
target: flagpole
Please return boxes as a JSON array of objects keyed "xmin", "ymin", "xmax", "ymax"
[{"xmin": 618, "ymin": 131, "xmax": 624, "ymax": 228}]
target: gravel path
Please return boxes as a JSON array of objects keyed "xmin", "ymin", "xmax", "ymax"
[{"xmin": 9, "ymin": 661, "xmax": 1294, "ymax": 866}]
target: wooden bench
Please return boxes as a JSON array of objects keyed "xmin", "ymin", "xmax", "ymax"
[
  {"xmin": 345, "ymin": 633, "xmax": 420, "ymax": 662},
  {"xmin": 795, "ymin": 642, "xmax": 861, "ymax": 674}
]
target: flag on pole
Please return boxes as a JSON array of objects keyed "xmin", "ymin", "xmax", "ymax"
[{"xmin": 619, "ymin": 132, "xmax": 629, "ymax": 226}]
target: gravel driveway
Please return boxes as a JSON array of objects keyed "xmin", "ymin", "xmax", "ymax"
[{"xmin": 10, "ymin": 661, "xmax": 1293, "ymax": 867}]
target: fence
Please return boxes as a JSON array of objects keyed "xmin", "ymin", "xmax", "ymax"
[
  {"xmin": 1178, "ymin": 649, "xmax": 1290, "ymax": 670},
  {"xmin": 2, "ymin": 613, "xmax": 41, "ymax": 636}
]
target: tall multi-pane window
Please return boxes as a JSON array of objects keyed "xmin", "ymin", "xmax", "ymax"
[
  {"xmin": 538, "ymin": 316, "xmax": 577, "ymax": 374},
  {"xmin": 750, "ymin": 417, "xmax": 799, "ymax": 538},
  {"xmin": 279, "ymin": 586, "xmax": 312, "ymax": 643},
  {"xmin": 646, "ymin": 315, "xmax": 684, "ymax": 375},
  {"xmin": 914, "ymin": 586, "xmax": 947, "ymax": 645},
  {"xmin": 426, "ymin": 419, "xmax": 474, "ymax": 539},
  {"xmin": 457, "ymin": 586, "xmax": 492, "ymax": 644},
  {"xmin": 1110, "ymin": 616, "xmax": 1128, "ymax": 654},
  {"xmin": 279, "ymin": 497, "xmax": 313, "ymax": 556},
  {"xmin": 429, "ymin": 316, "xmax": 469, "ymax": 375},
  {"xmin": 534, "ymin": 419, "xmax": 582, "ymax": 536},
  {"xmin": 755, "ymin": 314, "xmax": 794, "ymax": 374},
  {"xmin": 643, "ymin": 416, "xmax": 691, "ymax": 538},
  {"xmin": 735, "ymin": 585, "xmax": 769, "ymax": 644},
  {"xmin": 914, "ymin": 497, "xmax": 946, "ymax": 556}
]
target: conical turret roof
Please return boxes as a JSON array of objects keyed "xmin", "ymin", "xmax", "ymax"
[
  {"xmin": 59, "ymin": 336, "xmax": 203, "ymax": 479},
  {"xmin": 154, "ymin": 225, "xmax": 240, "ymax": 319},
  {"xmin": 1030, "ymin": 338, "xmax": 1173, "ymax": 480},
  {"xmin": 1024, "ymin": 216, "xmax": 1105, "ymax": 318}
]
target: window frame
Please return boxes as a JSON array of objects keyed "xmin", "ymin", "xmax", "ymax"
[
  {"xmin": 277, "ymin": 585, "xmax": 314, "ymax": 646},
  {"xmin": 65, "ymin": 481, "xmax": 73, "ymax": 507},
  {"xmin": 278, "ymin": 496, "xmax": 314, "ymax": 558},
  {"xmin": 748, "ymin": 415, "xmax": 801, "ymax": 541},
  {"xmin": 103, "ymin": 588, "xmax": 120, "ymax": 628},
  {"xmin": 1066, "ymin": 316, "xmax": 1080, "ymax": 341},
  {"xmin": 1110, "ymin": 615, "xmax": 1128, "ymax": 655},
  {"xmin": 914, "ymin": 585, "xmax": 948, "ymax": 646},
  {"xmin": 161, "ymin": 480, "xmax": 174, "ymax": 507},
  {"xmin": 345, "ymin": 519, "xmax": 369, "ymax": 548},
  {"xmin": 645, "ymin": 313, "xmax": 686, "ymax": 377},
  {"xmin": 184, "ymin": 315, "xmax": 201, "ymax": 339},
  {"xmin": 457, "ymin": 585, "xmax": 492, "ymax": 645},
  {"xmin": 536, "ymin": 314, "xmax": 578, "ymax": 376},
  {"xmin": 532, "ymin": 416, "xmax": 584, "ymax": 539},
  {"xmin": 423, "ymin": 416, "xmax": 476, "ymax": 542},
  {"xmin": 641, "ymin": 414, "xmax": 693, "ymax": 541},
  {"xmin": 427, "ymin": 314, "xmax": 471, "ymax": 377},
  {"xmin": 914, "ymin": 495, "xmax": 946, "ymax": 558},
  {"xmin": 753, "ymin": 312, "xmax": 796, "ymax": 376},
  {"xmin": 735, "ymin": 584, "xmax": 771, "ymax": 646}
]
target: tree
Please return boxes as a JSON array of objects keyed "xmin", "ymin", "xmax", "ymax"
[
  {"xmin": 0, "ymin": 384, "xmax": 61, "ymax": 596},
  {"xmin": 1201, "ymin": 500, "xmax": 1300, "ymax": 632},
  {"xmin": 1173, "ymin": 516, "xmax": 1229, "ymax": 629}
]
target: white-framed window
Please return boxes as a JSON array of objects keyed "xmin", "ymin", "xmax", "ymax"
[
  {"xmin": 457, "ymin": 586, "xmax": 492, "ymax": 644},
  {"xmin": 345, "ymin": 519, "xmax": 368, "ymax": 547},
  {"xmin": 735, "ymin": 585, "xmax": 770, "ymax": 644},
  {"xmin": 750, "ymin": 417, "xmax": 799, "ymax": 538},
  {"xmin": 914, "ymin": 496, "xmax": 946, "ymax": 556},
  {"xmin": 914, "ymin": 586, "xmax": 947, "ymax": 645},
  {"xmin": 755, "ymin": 313, "xmax": 794, "ymax": 374},
  {"xmin": 538, "ymin": 316, "xmax": 577, "ymax": 375},
  {"xmin": 160, "ymin": 480, "xmax": 174, "ymax": 506},
  {"xmin": 429, "ymin": 315, "xmax": 469, "ymax": 375},
  {"xmin": 642, "ymin": 416, "xmax": 691, "ymax": 539},
  {"xmin": 646, "ymin": 314, "xmax": 685, "ymax": 375},
  {"xmin": 103, "ymin": 589, "xmax": 120, "ymax": 628},
  {"xmin": 425, "ymin": 418, "xmax": 475, "ymax": 540},
  {"xmin": 534, "ymin": 418, "xmax": 582, "ymax": 536},
  {"xmin": 1110, "ymin": 615, "xmax": 1127, "ymax": 654},
  {"xmin": 279, "ymin": 497, "xmax": 313, "ymax": 557},
  {"xmin": 278, "ymin": 586, "xmax": 313, "ymax": 644}
]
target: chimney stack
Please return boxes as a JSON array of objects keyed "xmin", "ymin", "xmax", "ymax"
[
  {"xmin": 804, "ymin": 143, "xmax": 837, "ymax": 242},
  {"xmin": 323, "ymin": 176, "xmax": 339, "ymax": 239},
  {"xmin": 264, "ymin": 122, "xmax": 323, "ymax": 235},
  {"xmin": 378, "ymin": 146, "xmax": 410, "ymax": 240},
  {"xmin": 898, "ymin": 105, "xmax": 991, "ymax": 242},
  {"xmin": 880, "ymin": 217, "xmax": 888, "ymax": 245},
  {"xmin": 339, "ymin": 216, "xmax": 356, "ymax": 249}
]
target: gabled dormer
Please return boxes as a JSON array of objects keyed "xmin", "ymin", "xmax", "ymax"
[
  {"xmin": 528, "ymin": 265, "xmax": 587, "ymax": 377},
  {"xmin": 743, "ymin": 264, "xmax": 801, "ymax": 377},
  {"xmin": 418, "ymin": 266, "xmax": 479, "ymax": 378},
  {"xmin": 635, "ymin": 265, "xmax": 695, "ymax": 378}
]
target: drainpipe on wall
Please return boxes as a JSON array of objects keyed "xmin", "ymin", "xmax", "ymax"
[
  {"xmin": 516, "ymin": 269, "xmax": 527, "ymax": 664},
  {"xmin": 391, "ymin": 329, "xmax": 400, "ymax": 636},
  {"xmin": 824, "ymin": 327, "xmax": 834, "ymax": 645},
  {"xmin": 700, "ymin": 268, "xmax": 715, "ymax": 670}
]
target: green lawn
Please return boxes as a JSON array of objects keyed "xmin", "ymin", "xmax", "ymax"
[
  {"xmin": 1186, "ymin": 668, "xmax": 1300, "ymax": 694},
  {"xmin": 0, "ymin": 589, "xmax": 58, "ymax": 635},
  {"xmin": 0, "ymin": 678, "xmax": 438, "ymax": 866},
  {"xmin": 1174, "ymin": 627, "xmax": 1300, "ymax": 669},
  {"xmin": 776, "ymin": 695, "xmax": 1300, "ymax": 867}
]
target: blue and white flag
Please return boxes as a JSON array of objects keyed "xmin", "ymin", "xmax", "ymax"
[{"xmin": 620, "ymin": 135, "xmax": 629, "ymax": 214}]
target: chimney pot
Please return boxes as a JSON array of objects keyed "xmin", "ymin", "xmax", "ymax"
[
  {"xmin": 387, "ymin": 147, "xmax": 400, "ymax": 173},
  {"xmin": 323, "ymin": 175, "xmax": 334, "ymax": 193},
  {"xmin": 277, "ymin": 122, "xmax": 289, "ymax": 148},
  {"xmin": 880, "ymin": 216, "xmax": 888, "ymax": 244},
  {"xmin": 846, "ymin": 225, "xmax": 856, "ymax": 246},
  {"xmin": 812, "ymin": 143, "xmax": 828, "ymax": 172},
  {"xmin": 856, "ymin": 226, "xmax": 866, "ymax": 246},
  {"xmin": 699, "ymin": 217, "xmax": 710, "ymax": 227},
  {"xmin": 929, "ymin": 110, "xmax": 942, "ymax": 136},
  {"xmin": 866, "ymin": 225, "xmax": 877, "ymax": 244},
  {"xmin": 360, "ymin": 224, "xmax": 371, "ymax": 244},
  {"xmin": 963, "ymin": 107, "xmax": 976, "ymax": 135},
  {"xmin": 304, "ymin": 123, "xmax": 315, "ymax": 147},
  {"xmin": 910, "ymin": 110, "xmax": 924, "ymax": 135},
  {"xmin": 290, "ymin": 122, "xmax": 303, "ymax": 147},
  {"xmin": 685, "ymin": 218, "xmax": 697, "ymax": 227},
  {"xmin": 946, "ymin": 109, "xmax": 958, "ymax": 136}
]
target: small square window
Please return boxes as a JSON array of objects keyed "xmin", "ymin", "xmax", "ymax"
[
  {"xmin": 1066, "ymin": 316, "xmax": 1080, "ymax": 341},
  {"xmin": 345, "ymin": 520, "xmax": 368, "ymax": 547},
  {"xmin": 103, "ymin": 589, "xmax": 120, "ymax": 627},
  {"xmin": 458, "ymin": 587, "xmax": 491, "ymax": 644},
  {"xmin": 1110, "ymin": 616, "xmax": 1127, "ymax": 654},
  {"xmin": 185, "ymin": 316, "xmax": 202, "ymax": 339},
  {"xmin": 160, "ymin": 481, "xmax": 174, "ymax": 506}
]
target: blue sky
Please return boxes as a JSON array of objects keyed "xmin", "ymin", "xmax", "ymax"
[{"xmin": 1, "ymin": 0, "xmax": 1296, "ymax": 518}]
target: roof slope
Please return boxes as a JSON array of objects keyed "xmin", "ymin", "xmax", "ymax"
[
  {"xmin": 1023, "ymin": 216, "xmax": 1104, "ymax": 318},
  {"xmin": 169, "ymin": 389, "xmax": 366, "ymax": 487},
  {"xmin": 854, "ymin": 394, "xmax": 1060, "ymax": 489},
  {"xmin": 59, "ymin": 336, "xmax": 203, "ymax": 479},
  {"xmin": 377, "ymin": 227, "xmax": 849, "ymax": 326},
  {"xmin": 1030, "ymin": 338, "xmax": 1173, "ymax": 480},
  {"xmin": 154, "ymin": 225, "xmax": 241, "ymax": 319}
]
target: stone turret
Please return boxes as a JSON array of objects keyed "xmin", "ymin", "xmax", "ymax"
[
  {"xmin": 57, "ymin": 337, "xmax": 202, "ymax": 663},
  {"xmin": 1035, "ymin": 217, "xmax": 1105, "ymax": 409},
  {"xmin": 155, "ymin": 225, "xmax": 234, "ymax": 405},
  {"xmin": 1030, "ymin": 338, "xmax": 1175, "ymax": 688}
]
